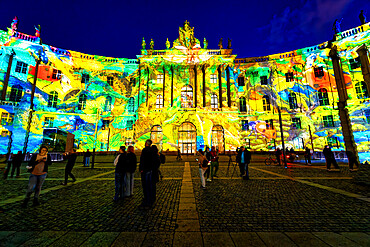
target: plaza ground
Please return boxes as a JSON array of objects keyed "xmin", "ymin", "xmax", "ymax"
[{"xmin": 0, "ymin": 154, "xmax": 369, "ymax": 246}]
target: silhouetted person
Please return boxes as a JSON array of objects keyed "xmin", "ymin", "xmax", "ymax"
[
  {"xmin": 151, "ymin": 145, "xmax": 161, "ymax": 205},
  {"xmin": 113, "ymin": 146, "xmax": 126, "ymax": 201},
  {"xmin": 176, "ymin": 149, "xmax": 182, "ymax": 161},
  {"xmin": 304, "ymin": 147, "xmax": 311, "ymax": 165},
  {"xmin": 124, "ymin": 146, "xmax": 137, "ymax": 197},
  {"xmin": 359, "ymin": 10, "xmax": 367, "ymax": 25},
  {"xmin": 323, "ymin": 145, "xmax": 339, "ymax": 171},
  {"xmin": 275, "ymin": 148, "xmax": 282, "ymax": 165},
  {"xmin": 83, "ymin": 149, "xmax": 91, "ymax": 167},
  {"xmin": 333, "ymin": 18, "xmax": 343, "ymax": 34},
  {"xmin": 236, "ymin": 146, "xmax": 251, "ymax": 180},
  {"xmin": 139, "ymin": 139, "xmax": 154, "ymax": 209},
  {"xmin": 11, "ymin": 151, "xmax": 24, "ymax": 178},
  {"xmin": 62, "ymin": 149, "xmax": 77, "ymax": 185}
]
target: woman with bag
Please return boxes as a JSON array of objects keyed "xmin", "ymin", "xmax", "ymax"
[{"xmin": 197, "ymin": 149, "xmax": 208, "ymax": 189}]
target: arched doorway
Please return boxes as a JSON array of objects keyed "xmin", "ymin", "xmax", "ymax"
[
  {"xmin": 211, "ymin": 125, "xmax": 224, "ymax": 153},
  {"xmin": 178, "ymin": 122, "xmax": 196, "ymax": 154},
  {"xmin": 151, "ymin": 125, "xmax": 163, "ymax": 151}
]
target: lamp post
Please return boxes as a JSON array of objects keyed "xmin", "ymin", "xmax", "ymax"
[
  {"xmin": 91, "ymin": 109, "xmax": 100, "ymax": 169},
  {"xmin": 277, "ymin": 106, "xmax": 287, "ymax": 167}
]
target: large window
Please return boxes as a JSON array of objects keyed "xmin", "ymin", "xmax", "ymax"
[
  {"xmin": 266, "ymin": 119, "xmax": 274, "ymax": 129},
  {"xmin": 81, "ymin": 74, "xmax": 89, "ymax": 84},
  {"xmin": 107, "ymin": 76, "xmax": 114, "ymax": 86},
  {"xmin": 314, "ymin": 67, "xmax": 324, "ymax": 77},
  {"xmin": 178, "ymin": 122, "xmax": 196, "ymax": 154},
  {"xmin": 349, "ymin": 57, "xmax": 361, "ymax": 70},
  {"xmin": 262, "ymin": 95, "xmax": 271, "ymax": 111},
  {"xmin": 285, "ymin": 72, "xmax": 294, "ymax": 82},
  {"xmin": 181, "ymin": 86, "xmax": 193, "ymax": 108},
  {"xmin": 127, "ymin": 120, "xmax": 134, "ymax": 130},
  {"xmin": 212, "ymin": 125, "xmax": 224, "ymax": 153},
  {"xmin": 1, "ymin": 113, "xmax": 14, "ymax": 126},
  {"xmin": 238, "ymin": 77, "xmax": 245, "ymax": 86},
  {"xmin": 355, "ymin": 81, "xmax": 369, "ymax": 99},
  {"xmin": 151, "ymin": 125, "xmax": 163, "ymax": 150},
  {"xmin": 48, "ymin": 91, "xmax": 58, "ymax": 108},
  {"xmin": 52, "ymin": 69, "xmax": 62, "ymax": 79},
  {"xmin": 327, "ymin": 137, "xmax": 338, "ymax": 147},
  {"xmin": 241, "ymin": 120, "xmax": 249, "ymax": 130},
  {"xmin": 260, "ymin": 76, "xmax": 268, "ymax": 85},
  {"xmin": 128, "ymin": 97, "xmax": 135, "ymax": 112},
  {"xmin": 288, "ymin": 92, "xmax": 298, "ymax": 109},
  {"xmin": 78, "ymin": 94, "xmax": 87, "ymax": 110},
  {"xmin": 9, "ymin": 85, "xmax": 23, "ymax": 102},
  {"xmin": 365, "ymin": 109, "xmax": 370, "ymax": 124},
  {"xmin": 15, "ymin": 61, "xmax": 27, "ymax": 74},
  {"xmin": 239, "ymin": 97, "xmax": 247, "ymax": 112},
  {"xmin": 323, "ymin": 115, "xmax": 334, "ymax": 127},
  {"xmin": 105, "ymin": 96, "xmax": 112, "ymax": 111},
  {"xmin": 210, "ymin": 74, "xmax": 217, "ymax": 84},
  {"xmin": 211, "ymin": 94, "xmax": 218, "ymax": 109},
  {"xmin": 318, "ymin": 88, "xmax": 329, "ymax": 106},
  {"xmin": 44, "ymin": 117, "xmax": 54, "ymax": 128},
  {"xmin": 292, "ymin": 118, "xmax": 301, "ymax": 129},
  {"xmin": 156, "ymin": 94, "xmax": 163, "ymax": 109},
  {"xmin": 157, "ymin": 74, "xmax": 164, "ymax": 84}
]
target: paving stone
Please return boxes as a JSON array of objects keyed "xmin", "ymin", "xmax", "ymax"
[
  {"xmin": 176, "ymin": 219, "xmax": 200, "ymax": 232},
  {"xmin": 179, "ymin": 203, "xmax": 197, "ymax": 211},
  {"xmin": 0, "ymin": 231, "xmax": 15, "ymax": 241},
  {"xmin": 49, "ymin": 231, "xmax": 93, "ymax": 247},
  {"xmin": 173, "ymin": 232, "xmax": 203, "ymax": 246},
  {"xmin": 230, "ymin": 232, "xmax": 266, "ymax": 247},
  {"xmin": 1, "ymin": 231, "xmax": 38, "ymax": 247},
  {"xmin": 313, "ymin": 232, "xmax": 361, "ymax": 247},
  {"xmin": 257, "ymin": 232, "xmax": 297, "ymax": 247},
  {"xmin": 80, "ymin": 232, "xmax": 120, "ymax": 247},
  {"xmin": 20, "ymin": 231, "xmax": 67, "ymax": 247},
  {"xmin": 340, "ymin": 232, "xmax": 370, "ymax": 246},
  {"xmin": 142, "ymin": 232, "xmax": 174, "ymax": 247},
  {"xmin": 285, "ymin": 232, "xmax": 329, "ymax": 247},
  {"xmin": 177, "ymin": 210, "xmax": 199, "ymax": 220},
  {"xmin": 111, "ymin": 232, "xmax": 146, "ymax": 247},
  {"xmin": 203, "ymin": 232, "xmax": 234, "ymax": 247},
  {"xmin": 179, "ymin": 197, "xmax": 196, "ymax": 204}
]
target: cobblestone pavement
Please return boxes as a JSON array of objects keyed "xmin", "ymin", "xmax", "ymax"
[{"xmin": 0, "ymin": 154, "xmax": 369, "ymax": 246}]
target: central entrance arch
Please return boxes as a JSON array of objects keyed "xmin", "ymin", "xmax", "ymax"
[
  {"xmin": 211, "ymin": 125, "xmax": 225, "ymax": 153},
  {"xmin": 178, "ymin": 122, "xmax": 196, "ymax": 154}
]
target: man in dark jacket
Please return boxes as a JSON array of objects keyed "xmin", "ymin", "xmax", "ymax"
[
  {"xmin": 236, "ymin": 146, "xmax": 251, "ymax": 180},
  {"xmin": 323, "ymin": 145, "xmax": 339, "ymax": 171},
  {"xmin": 62, "ymin": 149, "xmax": 77, "ymax": 185},
  {"xmin": 114, "ymin": 146, "xmax": 127, "ymax": 201},
  {"xmin": 139, "ymin": 139, "xmax": 154, "ymax": 208}
]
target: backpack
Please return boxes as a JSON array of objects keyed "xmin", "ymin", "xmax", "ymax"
[{"xmin": 202, "ymin": 159, "xmax": 209, "ymax": 168}]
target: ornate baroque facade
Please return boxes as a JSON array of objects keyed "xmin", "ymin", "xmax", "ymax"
[{"xmin": 1, "ymin": 19, "xmax": 370, "ymax": 161}]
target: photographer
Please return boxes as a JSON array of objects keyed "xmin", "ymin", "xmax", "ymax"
[{"xmin": 62, "ymin": 149, "xmax": 77, "ymax": 185}]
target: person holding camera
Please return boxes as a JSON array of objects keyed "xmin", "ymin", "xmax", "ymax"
[
  {"xmin": 21, "ymin": 146, "xmax": 52, "ymax": 207},
  {"xmin": 62, "ymin": 149, "xmax": 77, "ymax": 185}
]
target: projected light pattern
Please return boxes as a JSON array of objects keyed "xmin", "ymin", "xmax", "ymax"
[{"xmin": 0, "ymin": 19, "xmax": 370, "ymax": 162}]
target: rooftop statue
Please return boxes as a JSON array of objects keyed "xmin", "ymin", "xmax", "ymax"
[
  {"xmin": 203, "ymin": 38, "xmax": 208, "ymax": 49},
  {"xmin": 35, "ymin": 24, "xmax": 41, "ymax": 37},
  {"xmin": 173, "ymin": 20, "xmax": 200, "ymax": 49},
  {"xmin": 332, "ymin": 18, "xmax": 343, "ymax": 34},
  {"xmin": 150, "ymin": 39, "xmax": 154, "ymax": 50},
  {"xmin": 227, "ymin": 38, "xmax": 232, "ymax": 49},
  {"xmin": 359, "ymin": 10, "xmax": 367, "ymax": 25},
  {"xmin": 166, "ymin": 38, "xmax": 170, "ymax": 49},
  {"xmin": 142, "ymin": 37, "xmax": 146, "ymax": 50},
  {"xmin": 218, "ymin": 38, "xmax": 223, "ymax": 49},
  {"xmin": 11, "ymin": 16, "xmax": 18, "ymax": 31}
]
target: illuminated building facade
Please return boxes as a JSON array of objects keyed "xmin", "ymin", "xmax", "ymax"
[{"xmin": 1, "ymin": 19, "xmax": 370, "ymax": 161}]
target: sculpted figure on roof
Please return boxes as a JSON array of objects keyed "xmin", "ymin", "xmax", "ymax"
[{"xmin": 173, "ymin": 20, "xmax": 200, "ymax": 49}]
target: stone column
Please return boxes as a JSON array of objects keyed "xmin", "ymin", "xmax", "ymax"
[
  {"xmin": 356, "ymin": 45, "xmax": 370, "ymax": 94},
  {"xmin": 2, "ymin": 50, "xmax": 15, "ymax": 101},
  {"xmin": 163, "ymin": 65, "xmax": 166, "ymax": 107},
  {"xmin": 218, "ymin": 66, "xmax": 222, "ymax": 109},
  {"xmin": 194, "ymin": 65, "xmax": 197, "ymax": 108},
  {"xmin": 171, "ymin": 66, "xmax": 174, "ymax": 107},
  {"xmin": 202, "ymin": 65, "xmax": 206, "ymax": 107},
  {"xmin": 226, "ymin": 66, "xmax": 231, "ymax": 107}
]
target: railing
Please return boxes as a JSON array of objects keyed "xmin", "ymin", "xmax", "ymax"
[
  {"xmin": 337, "ymin": 23, "xmax": 369, "ymax": 40},
  {"xmin": 12, "ymin": 31, "xmax": 38, "ymax": 43}
]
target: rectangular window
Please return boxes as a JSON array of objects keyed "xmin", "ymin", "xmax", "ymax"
[
  {"xmin": 241, "ymin": 120, "xmax": 249, "ymax": 130},
  {"xmin": 260, "ymin": 76, "xmax": 268, "ymax": 85},
  {"xmin": 81, "ymin": 74, "xmax": 89, "ymax": 84},
  {"xmin": 107, "ymin": 76, "xmax": 114, "ymax": 86},
  {"xmin": 1, "ymin": 130, "xmax": 10, "ymax": 137},
  {"xmin": 157, "ymin": 74, "xmax": 164, "ymax": 84},
  {"xmin": 44, "ymin": 117, "xmax": 54, "ymax": 128},
  {"xmin": 314, "ymin": 67, "xmax": 324, "ymax": 77},
  {"xmin": 130, "ymin": 78, "xmax": 136, "ymax": 86},
  {"xmin": 327, "ymin": 137, "xmax": 338, "ymax": 147},
  {"xmin": 210, "ymin": 74, "xmax": 217, "ymax": 84},
  {"xmin": 127, "ymin": 120, "xmax": 134, "ymax": 130},
  {"xmin": 285, "ymin": 72, "xmax": 294, "ymax": 82},
  {"xmin": 292, "ymin": 117, "xmax": 301, "ymax": 129},
  {"xmin": 102, "ymin": 119, "xmax": 110, "ymax": 130},
  {"xmin": 349, "ymin": 57, "xmax": 361, "ymax": 70},
  {"xmin": 15, "ymin": 61, "xmax": 28, "ymax": 74},
  {"xmin": 238, "ymin": 77, "xmax": 245, "ymax": 86},
  {"xmin": 1, "ymin": 113, "xmax": 14, "ymax": 126},
  {"xmin": 323, "ymin": 115, "xmax": 334, "ymax": 127},
  {"xmin": 364, "ymin": 109, "xmax": 370, "ymax": 124},
  {"xmin": 52, "ymin": 69, "xmax": 62, "ymax": 79},
  {"xmin": 266, "ymin": 119, "xmax": 274, "ymax": 129}
]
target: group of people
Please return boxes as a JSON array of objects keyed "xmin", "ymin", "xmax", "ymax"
[
  {"xmin": 3, "ymin": 151, "xmax": 24, "ymax": 179},
  {"xmin": 196, "ymin": 146, "xmax": 220, "ymax": 189}
]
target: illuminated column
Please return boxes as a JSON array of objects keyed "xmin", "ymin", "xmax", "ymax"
[
  {"xmin": 146, "ymin": 67, "xmax": 149, "ymax": 107},
  {"xmin": 329, "ymin": 46, "xmax": 359, "ymax": 163},
  {"xmin": 2, "ymin": 49, "xmax": 15, "ymax": 101},
  {"xmin": 226, "ymin": 66, "xmax": 231, "ymax": 107},
  {"xmin": 202, "ymin": 65, "xmax": 206, "ymax": 107},
  {"xmin": 194, "ymin": 65, "xmax": 197, "ymax": 108},
  {"xmin": 163, "ymin": 65, "xmax": 166, "ymax": 107},
  {"xmin": 217, "ymin": 66, "xmax": 222, "ymax": 108},
  {"xmin": 138, "ymin": 67, "xmax": 141, "ymax": 109},
  {"xmin": 356, "ymin": 45, "xmax": 370, "ymax": 93},
  {"xmin": 171, "ymin": 66, "xmax": 174, "ymax": 107}
]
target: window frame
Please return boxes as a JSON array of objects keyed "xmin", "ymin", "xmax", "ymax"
[
  {"xmin": 314, "ymin": 66, "xmax": 324, "ymax": 77},
  {"xmin": 241, "ymin": 120, "xmax": 249, "ymax": 130},
  {"xmin": 318, "ymin": 88, "xmax": 330, "ymax": 106},
  {"xmin": 156, "ymin": 74, "xmax": 164, "ymax": 84},
  {"xmin": 48, "ymin": 91, "xmax": 58, "ymax": 108},
  {"xmin": 239, "ymin": 97, "xmax": 247, "ymax": 112},
  {"xmin": 355, "ymin": 81, "xmax": 369, "ymax": 99},
  {"xmin": 260, "ymin": 75, "xmax": 268, "ymax": 85},
  {"xmin": 292, "ymin": 117, "xmax": 301, "ymax": 129},
  {"xmin": 262, "ymin": 95, "xmax": 271, "ymax": 112},
  {"xmin": 210, "ymin": 74, "xmax": 217, "ymax": 84},
  {"xmin": 156, "ymin": 94, "xmax": 164, "ymax": 109},
  {"xmin": 15, "ymin": 61, "xmax": 27, "ymax": 74},
  {"xmin": 288, "ymin": 92, "xmax": 298, "ymax": 109},
  {"xmin": 285, "ymin": 72, "xmax": 294, "ymax": 82},
  {"xmin": 44, "ymin": 116, "xmax": 54, "ymax": 128},
  {"xmin": 237, "ymin": 77, "xmax": 245, "ymax": 87},
  {"xmin": 107, "ymin": 76, "xmax": 114, "ymax": 86},
  {"xmin": 52, "ymin": 69, "xmax": 62, "ymax": 79},
  {"xmin": 78, "ymin": 94, "xmax": 87, "ymax": 110},
  {"xmin": 323, "ymin": 115, "xmax": 334, "ymax": 128}
]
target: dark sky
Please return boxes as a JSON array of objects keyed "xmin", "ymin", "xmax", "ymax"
[{"xmin": 1, "ymin": 0, "xmax": 369, "ymax": 59}]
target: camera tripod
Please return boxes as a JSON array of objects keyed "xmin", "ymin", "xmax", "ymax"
[{"xmin": 226, "ymin": 154, "xmax": 238, "ymax": 178}]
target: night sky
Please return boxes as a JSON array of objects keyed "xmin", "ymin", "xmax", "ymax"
[{"xmin": 1, "ymin": 0, "xmax": 369, "ymax": 59}]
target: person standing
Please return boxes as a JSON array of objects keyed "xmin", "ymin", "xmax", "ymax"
[
  {"xmin": 12, "ymin": 151, "xmax": 24, "ymax": 178},
  {"xmin": 176, "ymin": 148, "xmax": 182, "ymax": 161},
  {"xmin": 113, "ymin": 146, "xmax": 126, "ymax": 202},
  {"xmin": 210, "ymin": 146, "xmax": 219, "ymax": 179},
  {"xmin": 139, "ymin": 139, "xmax": 154, "ymax": 208},
  {"xmin": 21, "ymin": 146, "xmax": 52, "ymax": 207},
  {"xmin": 236, "ymin": 146, "xmax": 252, "ymax": 180},
  {"xmin": 204, "ymin": 146, "xmax": 211, "ymax": 181},
  {"xmin": 323, "ymin": 145, "xmax": 339, "ymax": 171},
  {"xmin": 151, "ymin": 145, "xmax": 161, "ymax": 205},
  {"xmin": 124, "ymin": 146, "xmax": 137, "ymax": 197},
  {"xmin": 197, "ymin": 149, "xmax": 208, "ymax": 189},
  {"xmin": 275, "ymin": 148, "xmax": 282, "ymax": 165},
  {"xmin": 3, "ymin": 153, "xmax": 13, "ymax": 179},
  {"xmin": 84, "ymin": 149, "xmax": 91, "ymax": 167},
  {"xmin": 359, "ymin": 10, "xmax": 367, "ymax": 25},
  {"xmin": 62, "ymin": 149, "xmax": 77, "ymax": 185},
  {"xmin": 304, "ymin": 147, "xmax": 311, "ymax": 165}
]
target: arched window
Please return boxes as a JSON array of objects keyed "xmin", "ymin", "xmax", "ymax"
[
  {"xmin": 48, "ymin": 91, "xmax": 58, "ymax": 108},
  {"xmin": 212, "ymin": 125, "xmax": 224, "ymax": 153},
  {"xmin": 181, "ymin": 86, "xmax": 193, "ymax": 108},
  {"xmin": 262, "ymin": 95, "xmax": 271, "ymax": 111},
  {"xmin": 151, "ymin": 125, "xmax": 163, "ymax": 150},
  {"xmin": 318, "ymin": 88, "xmax": 329, "ymax": 106},
  {"xmin": 178, "ymin": 122, "xmax": 196, "ymax": 154},
  {"xmin": 104, "ymin": 96, "xmax": 112, "ymax": 111},
  {"xmin": 288, "ymin": 92, "xmax": 297, "ymax": 109},
  {"xmin": 355, "ymin": 81, "xmax": 369, "ymax": 99},
  {"xmin": 211, "ymin": 94, "xmax": 218, "ymax": 109},
  {"xmin": 9, "ymin": 85, "xmax": 23, "ymax": 102},
  {"xmin": 78, "ymin": 94, "xmax": 87, "ymax": 110},
  {"xmin": 240, "ymin": 97, "xmax": 247, "ymax": 112},
  {"xmin": 128, "ymin": 97, "xmax": 135, "ymax": 112},
  {"xmin": 156, "ymin": 94, "xmax": 163, "ymax": 109}
]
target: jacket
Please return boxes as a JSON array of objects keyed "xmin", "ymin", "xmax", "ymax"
[
  {"xmin": 139, "ymin": 147, "xmax": 154, "ymax": 172},
  {"xmin": 28, "ymin": 153, "xmax": 52, "ymax": 173},
  {"xmin": 115, "ymin": 153, "xmax": 127, "ymax": 174},
  {"xmin": 236, "ymin": 149, "xmax": 251, "ymax": 164},
  {"xmin": 126, "ymin": 152, "xmax": 137, "ymax": 173}
]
